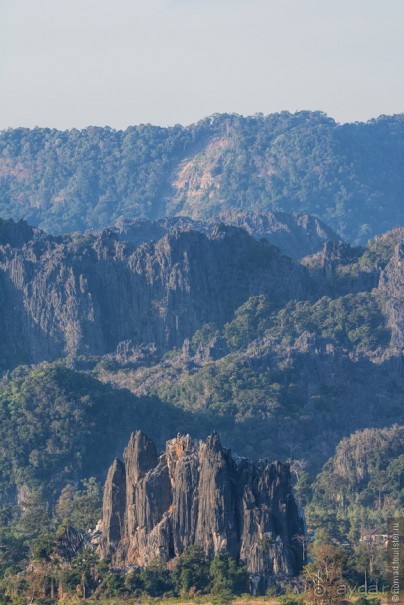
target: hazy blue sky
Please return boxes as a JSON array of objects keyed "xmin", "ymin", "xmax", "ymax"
[{"xmin": 1, "ymin": 0, "xmax": 403, "ymax": 129}]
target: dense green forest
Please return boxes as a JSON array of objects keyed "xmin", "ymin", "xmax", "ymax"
[
  {"xmin": 0, "ymin": 365, "xmax": 206, "ymax": 504},
  {"xmin": 308, "ymin": 425, "xmax": 404, "ymax": 544},
  {"xmin": 1, "ymin": 111, "xmax": 404, "ymax": 242}
]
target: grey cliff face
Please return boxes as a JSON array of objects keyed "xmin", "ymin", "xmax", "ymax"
[
  {"xmin": 211, "ymin": 211, "xmax": 341, "ymax": 259},
  {"xmin": 100, "ymin": 431, "xmax": 305, "ymax": 590},
  {"xmin": 101, "ymin": 458, "xmax": 126, "ymax": 553},
  {"xmin": 0, "ymin": 222, "xmax": 309, "ymax": 369}
]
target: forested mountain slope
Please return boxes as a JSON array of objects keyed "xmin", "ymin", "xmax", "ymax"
[
  {"xmin": 309, "ymin": 425, "xmax": 404, "ymax": 542},
  {"xmin": 1, "ymin": 111, "xmax": 403, "ymax": 242}
]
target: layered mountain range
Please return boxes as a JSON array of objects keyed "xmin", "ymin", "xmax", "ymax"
[
  {"xmin": 0, "ymin": 199, "xmax": 402, "ymax": 601},
  {"xmin": 0, "ymin": 110, "xmax": 403, "ymax": 599},
  {"xmin": 0, "ymin": 211, "xmax": 402, "ymax": 505}
]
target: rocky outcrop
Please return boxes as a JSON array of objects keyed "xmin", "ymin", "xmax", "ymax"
[
  {"xmin": 100, "ymin": 431, "xmax": 305, "ymax": 591},
  {"xmin": 102, "ymin": 459, "xmax": 126, "ymax": 551},
  {"xmin": 312, "ymin": 241, "xmax": 363, "ymax": 280},
  {"xmin": 0, "ymin": 221, "xmax": 310, "ymax": 369},
  {"xmin": 212, "ymin": 211, "xmax": 341, "ymax": 259}
]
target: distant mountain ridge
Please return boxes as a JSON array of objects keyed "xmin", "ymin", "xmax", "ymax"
[
  {"xmin": 90, "ymin": 211, "xmax": 340, "ymax": 259},
  {"xmin": 1, "ymin": 111, "xmax": 403, "ymax": 242}
]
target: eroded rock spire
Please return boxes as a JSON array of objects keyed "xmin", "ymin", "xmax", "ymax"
[{"xmin": 100, "ymin": 432, "xmax": 305, "ymax": 590}]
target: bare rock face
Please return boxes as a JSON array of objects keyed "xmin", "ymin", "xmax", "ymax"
[
  {"xmin": 210, "ymin": 211, "xmax": 341, "ymax": 259},
  {"xmin": 301, "ymin": 240, "xmax": 379, "ymax": 295},
  {"xmin": 101, "ymin": 458, "xmax": 126, "ymax": 555},
  {"xmin": 100, "ymin": 431, "xmax": 305, "ymax": 590}
]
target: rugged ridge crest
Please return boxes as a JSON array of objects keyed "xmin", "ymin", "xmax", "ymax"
[
  {"xmin": 0, "ymin": 220, "xmax": 309, "ymax": 369},
  {"xmin": 93, "ymin": 211, "xmax": 340, "ymax": 259}
]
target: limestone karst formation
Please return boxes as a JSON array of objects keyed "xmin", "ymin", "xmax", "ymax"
[{"xmin": 100, "ymin": 431, "xmax": 305, "ymax": 590}]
